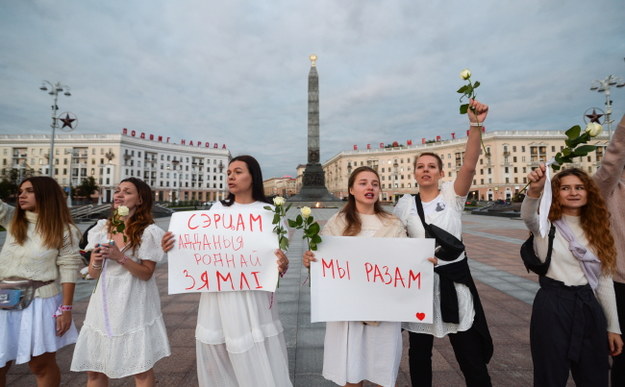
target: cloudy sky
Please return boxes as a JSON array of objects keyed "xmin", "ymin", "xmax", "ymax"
[{"xmin": 1, "ymin": 0, "xmax": 624, "ymax": 178}]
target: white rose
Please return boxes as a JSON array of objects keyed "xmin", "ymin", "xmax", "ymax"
[
  {"xmin": 585, "ymin": 122, "xmax": 602, "ymax": 137},
  {"xmin": 117, "ymin": 205, "xmax": 130, "ymax": 217},
  {"xmin": 300, "ymin": 206, "xmax": 312, "ymax": 219},
  {"xmin": 273, "ymin": 196, "xmax": 286, "ymax": 206},
  {"xmin": 460, "ymin": 69, "xmax": 471, "ymax": 80}
]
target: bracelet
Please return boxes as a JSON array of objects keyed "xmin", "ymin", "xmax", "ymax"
[
  {"xmin": 91, "ymin": 262, "xmax": 103, "ymax": 270},
  {"xmin": 470, "ymin": 122, "xmax": 483, "ymax": 127},
  {"xmin": 118, "ymin": 255, "xmax": 128, "ymax": 265},
  {"xmin": 53, "ymin": 304, "xmax": 72, "ymax": 317}
]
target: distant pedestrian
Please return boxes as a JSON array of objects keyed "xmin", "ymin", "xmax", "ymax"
[
  {"xmin": 0, "ymin": 176, "xmax": 82, "ymax": 386},
  {"xmin": 522, "ymin": 165, "xmax": 622, "ymax": 386},
  {"xmin": 162, "ymin": 155, "xmax": 291, "ymax": 387},
  {"xmin": 591, "ymin": 114, "xmax": 625, "ymax": 386},
  {"xmin": 71, "ymin": 177, "xmax": 170, "ymax": 386},
  {"xmin": 393, "ymin": 99, "xmax": 493, "ymax": 387}
]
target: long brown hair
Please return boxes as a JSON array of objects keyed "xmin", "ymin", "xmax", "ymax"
[
  {"xmin": 107, "ymin": 178, "xmax": 154, "ymax": 249},
  {"xmin": 10, "ymin": 176, "xmax": 75, "ymax": 249},
  {"xmin": 548, "ymin": 168, "xmax": 616, "ymax": 273},
  {"xmin": 340, "ymin": 166, "xmax": 390, "ymax": 236}
]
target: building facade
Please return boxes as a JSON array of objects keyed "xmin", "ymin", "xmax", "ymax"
[
  {"xmin": 263, "ymin": 176, "xmax": 297, "ymax": 197},
  {"xmin": 0, "ymin": 130, "xmax": 231, "ymax": 203},
  {"xmin": 323, "ymin": 130, "xmax": 609, "ymax": 202}
]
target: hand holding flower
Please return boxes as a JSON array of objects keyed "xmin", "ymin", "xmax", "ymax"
[{"xmin": 111, "ymin": 205, "xmax": 129, "ymax": 243}]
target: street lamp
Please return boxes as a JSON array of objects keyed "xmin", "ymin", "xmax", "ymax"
[
  {"xmin": 590, "ymin": 75, "xmax": 625, "ymax": 139},
  {"xmin": 40, "ymin": 81, "xmax": 74, "ymax": 177}
]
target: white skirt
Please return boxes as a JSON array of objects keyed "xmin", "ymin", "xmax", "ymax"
[
  {"xmin": 195, "ymin": 291, "xmax": 292, "ymax": 387},
  {"xmin": 0, "ymin": 293, "xmax": 78, "ymax": 367},
  {"xmin": 322, "ymin": 321, "xmax": 402, "ymax": 387}
]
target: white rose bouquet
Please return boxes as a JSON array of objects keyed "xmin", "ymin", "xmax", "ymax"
[{"xmin": 264, "ymin": 196, "xmax": 290, "ymax": 251}]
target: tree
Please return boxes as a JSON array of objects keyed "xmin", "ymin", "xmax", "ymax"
[
  {"xmin": 75, "ymin": 176, "xmax": 99, "ymax": 203},
  {"xmin": 0, "ymin": 179, "xmax": 17, "ymax": 201}
]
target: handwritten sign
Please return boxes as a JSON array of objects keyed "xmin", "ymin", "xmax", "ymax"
[
  {"xmin": 311, "ymin": 236, "xmax": 434, "ymax": 323},
  {"xmin": 167, "ymin": 209, "xmax": 279, "ymax": 294}
]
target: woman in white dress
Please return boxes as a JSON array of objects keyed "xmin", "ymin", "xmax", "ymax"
[
  {"xmin": 393, "ymin": 99, "xmax": 493, "ymax": 387},
  {"xmin": 71, "ymin": 177, "xmax": 170, "ymax": 386},
  {"xmin": 303, "ymin": 166, "xmax": 423, "ymax": 387},
  {"xmin": 0, "ymin": 176, "xmax": 82, "ymax": 386},
  {"xmin": 162, "ymin": 155, "xmax": 291, "ymax": 387}
]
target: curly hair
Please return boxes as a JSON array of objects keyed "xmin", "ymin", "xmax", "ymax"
[
  {"xmin": 107, "ymin": 178, "xmax": 154, "ymax": 251},
  {"xmin": 340, "ymin": 166, "xmax": 390, "ymax": 236},
  {"xmin": 548, "ymin": 168, "xmax": 616, "ymax": 273}
]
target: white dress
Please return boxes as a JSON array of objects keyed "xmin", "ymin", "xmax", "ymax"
[
  {"xmin": 70, "ymin": 220, "xmax": 171, "ymax": 378},
  {"xmin": 393, "ymin": 181, "xmax": 475, "ymax": 337},
  {"xmin": 195, "ymin": 201, "xmax": 291, "ymax": 387},
  {"xmin": 321, "ymin": 213, "xmax": 405, "ymax": 387}
]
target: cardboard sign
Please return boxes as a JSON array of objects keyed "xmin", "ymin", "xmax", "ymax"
[
  {"xmin": 311, "ymin": 236, "xmax": 434, "ymax": 323},
  {"xmin": 167, "ymin": 208, "xmax": 280, "ymax": 294}
]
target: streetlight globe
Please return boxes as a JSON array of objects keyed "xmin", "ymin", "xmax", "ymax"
[
  {"xmin": 590, "ymin": 86, "xmax": 599, "ymax": 91},
  {"xmin": 40, "ymin": 85, "xmax": 48, "ymax": 91},
  {"xmin": 64, "ymin": 91, "xmax": 71, "ymax": 96}
]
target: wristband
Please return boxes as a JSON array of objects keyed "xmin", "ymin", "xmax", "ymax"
[
  {"xmin": 118, "ymin": 255, "xmax": 128, "ymax": 265},
  {"xmin": 53, "ymin": 305, "xmax": 72, "ymax": 317},
  {"xmin": 91, "ymin": 262, "xmax": 103, "ymax": 270},
  {"xmin": 470, "ymin": 122, "xmax": 483, "ymax": 127}
]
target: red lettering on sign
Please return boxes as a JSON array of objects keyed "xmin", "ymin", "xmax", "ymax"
[
  {"xmin": 217, "ymin": 271, "xmax": 234, "ymax": 291},
  {"xmin": 197, "ymin": 271, "xmax": 210, "ymax": 290},
  {"xmin": 321, "ymin": 258, "xmax": 351, "ymax": 280},
  {"xmin": 183, "ymin": 270, "xmax": 195, "ymax": 290}
]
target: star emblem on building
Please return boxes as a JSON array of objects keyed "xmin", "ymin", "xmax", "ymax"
[
  {"xmin": 585, "ymin": 109, "xmax": 603, "ymax": 124},
  {"xmin": 60, "ymin": 113, "xmax": 76, "ymax": 129}
]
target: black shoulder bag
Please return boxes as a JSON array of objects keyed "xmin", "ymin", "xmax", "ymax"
[
  {"xmin": 414, "ymin": 194, "xmax": 465, "ymax": 261},
  {"xmin": 519, "ymin": 225, "xmax": 555, "ymax": 276}
]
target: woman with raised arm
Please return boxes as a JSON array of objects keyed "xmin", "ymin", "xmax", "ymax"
[
  {"xmin": 393, "ymin": 99, "xmax": 493, "ymax": 387},
  {"xmin": 303, "ymin": 166, "xmax": 420, "ymax": 387},
  {"xmin": 0, "ymin": 177, "xmax": 82, "ymax": 387},
  {"xmin": 522, "ymin": 165, "xmax": 622, "ymax": 386},
  {"xmin": 71, "ymin": 177, "xmax": 170, "ymax": 386},
  {"xmin": 162, "ymin": 155, "xmax": 291, "ymax": 387}
]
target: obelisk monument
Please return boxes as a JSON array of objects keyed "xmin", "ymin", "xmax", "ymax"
[{"xmin": 291, "ymin": 55, "xmax": 339, "ymax": 202}]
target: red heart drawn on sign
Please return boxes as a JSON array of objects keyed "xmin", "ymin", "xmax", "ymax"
[{"xmin": 416, "ymin": 313, "xmax": 426, "ymax": 321}]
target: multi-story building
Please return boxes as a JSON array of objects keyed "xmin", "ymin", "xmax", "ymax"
[
  {"xmin": 322, "ymin": 130, "xmax": 609, "ymax": 202},
  {"xmin": 263, "ymin": 176, "xmax": 297, "ymax": 197},
  {"xmin": 0, "ymin": 129, "xmax": 231, "ymax": 203}
]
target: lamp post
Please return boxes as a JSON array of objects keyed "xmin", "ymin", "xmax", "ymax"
[
  {"xmin": 40, "ymin": 81, "xmax": 73, "ymax": 177},
  {"xmin": 590, "ymin": 75, "xmax": 625, "ymax": 139}
]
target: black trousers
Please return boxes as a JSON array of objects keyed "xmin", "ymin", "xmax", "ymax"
[
  {"xmin": 531, "ymin": 277, "xmax": 608, "ymax": 387},
  {"xmin": 408, "ymin": 327, "xmax": 492, "ymax": 387},
  {"xmin": 612, "ymin": 281, "xmax": 625, "ymax": 387}
]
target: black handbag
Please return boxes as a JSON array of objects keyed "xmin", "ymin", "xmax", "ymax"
[
  {"xmin": 520, "ymin": 225, "xmax": 555, "ymax": 276},
  {"xmin": 414, "ymin": 194, "xmax": 465, "ymax": 261}
]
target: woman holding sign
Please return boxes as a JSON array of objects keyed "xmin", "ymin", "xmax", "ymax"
[
  {"xmin": 393, "ymin": 99, "xmax": 493, "ymax": 387},
  {"xmin": 303, "ymin": 166, "xmax": 411, "ymax": 387},
  {"xmin": 0, "ymin": 177, "xmax": 82, "ymax": 386},
  {"xmin": 71, "ymin": 178, "xmax": 170, "ymax": 386},
  {"xmin": 522, "ymin": 165, "xmax": 622, "ymax": 385},
  {"xmin": 162, "ymin": 155, "xmax": 291, "ymax": 387}
]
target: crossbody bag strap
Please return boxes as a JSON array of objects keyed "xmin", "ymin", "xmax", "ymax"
[
  {"xmin": 414, "ymin": 193, "xmax": 429, "ymax": 230},
  {"xmin": 543, "ymin": 224, "xmax": 556, "ymax": 271}
]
